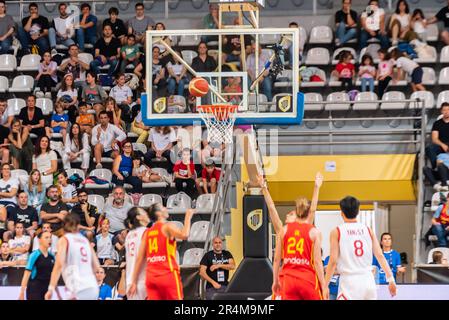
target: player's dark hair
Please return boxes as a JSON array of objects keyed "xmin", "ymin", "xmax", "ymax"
[
  {"xmin": 288, "ymin": 22, "xmax": 298, "ymax": 27},
  {"xmin": 148, "ymin": 203, "xmax": 163, "ymax": 222},
  {"xmin": 441, "ymin": 102, "xmax": 449, "ymax": 109},
  {"xmin": 63, "ymin": 213, "xmax": 80, "ymax": 233},
  {"xmin": 125, "ymin": 207, "xmax": 149, "ymax": 230},
  {"xmin": 80, "ymin": 3, "xmax": 91, "ymax": 11},
  {"xmin": 339, "ymin": 196, "xmax": 360, "ymax": 219}
]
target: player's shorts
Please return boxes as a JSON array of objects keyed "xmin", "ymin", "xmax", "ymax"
[
  {"xmin": 281, "ymin": 273, "xmax": 322, "ymax": 300},
  {"xmin": 72, "ymin": 286, "xmax": 99, "ymax": 300},
  {"xmin": 337, "ymin": 273, "xmax": 377, "ymax": 300},
  {"xmin": 146, "ymin": 271, "xmax": 183, "ymax": 300},
  {"xmin": 127, "ymin": 281, "xmax": 147, "ymax": 300}
]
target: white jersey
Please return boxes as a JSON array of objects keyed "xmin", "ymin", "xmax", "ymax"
[
  {"xmin": 125, "ymin": 226, "xmax": 147, "ymax": 300},
  {"xmin": 337, "ymin": 222, "xmax": 373, "ymax": 276},
  {"xmin": 62, "ymin": 233, "xmax": 97, "ymax": 296}
]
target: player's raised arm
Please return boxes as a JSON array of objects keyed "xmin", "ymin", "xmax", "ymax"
[
  {"xmin": 257, "ymin": 175, "xmax": 283, "ymax": 235},
  {"xmin": 44, "ymin": 237, "xmax": 68, "ymax": 300},
  {"xmin": 166, "ymin": 209, "xmax": 195, "ymax": 240},
  {"xmin": 310, "ymin": 228, "xmax": 328, "ymax": 300},
  {"xmin": 324, "ymin": 228, "xmax": 340, "ymax": 287},
  {"xmin": 370, "ymin": 228, "xmax": 397, "ymax": 297},
  {"xmin": 307, "ymin": 172, "xmax": 323, "ymax": 225},
  {"xmin": 128, "ymin": 231, "xmax": 148, "ymax": 297},
  {"xmin": 272, "ymin": 233, "xmax": 283, "ymax": 295}
]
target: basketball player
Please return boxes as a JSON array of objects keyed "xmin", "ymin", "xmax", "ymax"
[
  {"xmin": 44, "ymin": 214, "xmax": 100, "ymax": 300},
  {"xmin": 324, "ymin": 196, "xmax": 397, "ymax": 300},
  {"xmin": 124, "ymin": 207, "xmax": 151, "ymax": 300},
  {"xmin": 128, "ymin": 203, "xmax": 195, "ymax": 300},
  {"xmin": 258, "ymin": 173, "xmax": 328, "ymax": 300}
]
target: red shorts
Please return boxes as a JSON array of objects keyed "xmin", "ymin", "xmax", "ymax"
[
  {"xmin": 146, "ymin": 271, "xmax": 183, "ymax": 300},
  {"xmin": 281, "ymin": 274, "xmax": 322, "ymax": 300}
]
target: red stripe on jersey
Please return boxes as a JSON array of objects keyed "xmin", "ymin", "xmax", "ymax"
[
  {"xmin": 367, "ymin": 226, "xmax": 373, "ymax": 239},
  {"xmin": 337, "ymin": 226, "xmax": 341, "ymax": 242}
]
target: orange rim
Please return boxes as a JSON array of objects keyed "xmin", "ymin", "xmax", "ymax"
[{"xmin": 197, "ymin": 104, "xmax": 238, "ymax": 121}]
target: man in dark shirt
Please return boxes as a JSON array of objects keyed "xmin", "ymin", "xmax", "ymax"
[
  {"xmin": 335, "ymin": 0, "xmax": 358, "ymax": 46},
  {"xmin": 199, "ymin": 236, "xmax": 235, "ymax": 300},
  {"xmin": 40, "ymin": 185, "xmax": 69, "ymax": 237},
  {"xmin": 7, "ymin": 192, "xmax": 38, "ymax": 239},
  {"xmin": 426, "ymin": 103, "xmax": 449, "ymax": 169},
  {"xmin": 75, "ymin": 2, "xmax": 98, "ymax": 52},
  {"xmin": 90, "ymin": 23, "xmax": 121, "ymax": 76},
  {"xmin": 17, "ymin": 2, "xmax": 50, "ymax": 55},
  {"xmin": 428, "ymin": 0, "xmax": 449, "ymax": 45},
  {"xmin": 103, "ymin": 7, "xmax": 127, "ymax": 45},
  {"xmin": 191, "ymin": 42, "xmax": 217, "ymax": 73},
  {"xmin": 70, "ymin": 188, "xmax": 99, "ymax": 241},
  {"xmin": 18, "ymin": 95, "xmax": 45, "ymax": 138}
]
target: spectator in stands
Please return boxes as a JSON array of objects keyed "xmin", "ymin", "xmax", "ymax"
[
  {"xmin": 430, "ymin": 250, "xmax": 449, "ymax": 265},
  {"xmin": 358, "ymin": 54, "xmax": 376, "ymax": 92},
  {"xmin": 153, "ymin": 22, "xmax": 173, "ymax": 61},
  {"xmin": 333, "ymin": 50, "xmax": 355, "ymax": 92},
  {"xmin": 56, "ymin": 171, "xmax": 78, "ymax": 210},
  {"xmin": 167, "ymin": 50, "xmax": 188, "ymax": 97},
  {"xmin": 96, "ymin": 219, "xmax": 116, "ymax": 265},
  {"xmin": 8, "ymin": 118, "xmax": 33, "ymax": 171},
  {"xmin": 151, "ymin": 46, "xmax": 168, "ymax": 98},
  {"xmin": 112, "ymin": 140, "xmax": 143, "ymax": 194},
  {"xmin": 96, "ymin": 267, "xmax": 113, "ymax": 299},
  {"xmin": 192, "ymin": 42, "xmax": 218, "ymax": 73},
  {"xmin": 40, "ymin": 185, "xmax": 68, "ymax": 237},
  {"xmin": 24, "ymin": 169, "xmax": 45, "ymax": 214},
  {"xmin": 197, "ymin": 159, "xmax": 220, "ymax": 195},
  {"xmin": 48, "ymin": 2, "xmax": 75, "ymax": 54},
  {"xmin": 103, "ymin": 7, "xmax": 127, "ymax": 45},
  {"xmin": 132, "ymin": 157, "xmax": 166, "ymax": 184},
  {"xmin": 32, "ymin": 136, "xmax": 58, "ymax": 188},
  {"xmin": 202, "ymin": 4, "xmax": 219, "ymax": 43},
  {"xmin": 427, "ymin": 0, "xmax": 449, "ymax": 45},
  {"xmin": 18, "ymin": 95, "xmax": 45, "ymax": 138},
  {"xmin": 57, "ymin": 74, "xmax": 79, "ymax": 124},
  {"xmin": 411, "ymin": 9, "xmax": 428, "ymax": 43},
  {"xmin": 199, "ymin": 236, "xmax": 235, "ymax": 300},
  {"xmin": 102, "ymin": 186, "xmax": 133, "ymax": 234},
  {"xmin": 335, "ymin": 0, "xmax": 358, "ymax": 46},
  {"xmin": 287, "ymin": 22, "xmax": 305, "ymax": 63},
  {"xmin": 0, "ymin": 242, "xmax": 15, "ymax": 285},
  {"xmin": 435, "ymin": 150, "xmax": 449, "ymax": 191},
  {"xmin": 359, "ymin": 0, "xmax": 389, "ymax": 50},
  {"xmin": 36, "ymin": 51, "xmax": 58, "ymax": 97},
  {"xmin": 109, "ymin": 74, "xmax": 134, "ymax": 124},
  {"xmin": 247, "ymin": 43, "xmax": 273, "ymax": 101},
  {"xmin": 76, "ymin": 3, "xmax": 97, "ymax": 52},
  {"xmin": 432, "ymin": 196, "xmax": 449, "ymax": 247},
  {"xmin": 70, "ymin": 188, "xmax": 98, "ymax": 241},
  {"xmin": 128, "ymin": 2, "xmax": 155, "ymax": 45},
  {"xmin": 201, "ymin": 129, "xmax": 223, "ymax": 165},
  {"xmin": 17, "ymin": 2, "xmax": 50, "ymax": 55},
  {"xmin": 8, "ymin": 222, "xmax": 31, "ymax": 265},
  {"xmin": 372, "ymin": 232, "xmax": 406, "ymax": 284},
  {"xmin": 388, "ymin": 0, "xmax": 417, "ymax": 46},
  {"xmin": 92, "ymin": 111, "xmax": 127, "ymax": 169},
  {"xmin": 82, "ymin": 71, "xmax": 108, "ymax": 116},
  {"xmin": 59, "ymin": 44, "xmax": 90, "ymax": 89},
  {"xmin": 104, "ymin": 97, "xmax": 123, "ymax": 129},
  {"xmin": 90, "ymin": 24, "xmax": 121, "ymax": 77},
  {"xmin": 0, "ymin": 0, "xmax": 14, "ymax": 54},
  {"xmin": 222, "ymin": 17, "xmax": 253, "ymax": 64},
  {"xmin": 173, "ymin": 148, "xmax": 196, "ymax": 198},
  {"xmin": 5, "ymin": 192, "xmax": 38, "ymax": 240},
  {"xmin": 377, "ymin": 48, "xmax": 394, "ymax": 98},
  {"xmin": 62, "ymin": 123, "xmax": 90, "ymax": 174},
  {"xmin": 390, "ymin": 48, "xmax": 425, "ymax": 92},
  {"xmin": 131, "ymin": 110, "xmax": 150, "ymax": 144},
  {"xmin": 32, "ymin": 222, "xmax": 58, "ymax": 253},
  {"xmin": 0, "ymin": 163, "xmax": 18, "ymax": 217},
  {"xmin": 45, "ymin": 102, "xmax": 69, "ymax": 140},
  {"xmin": 144, "ymin": 126, "xmax": 177, "ymax": 172},
  {"xmin": 0, "ymin": 98, "xmax": 11, "ymax": 139},
  {"xmin": 76, "ymin": 103, "xmax": 96, "ymax": 136},
  {"xmin": 119, "ymin": 34, "xmax": 141, "ymax": 74},
  {"xmin": 0, "ymin": 204, "xmax": 5, "ymax": 239}
]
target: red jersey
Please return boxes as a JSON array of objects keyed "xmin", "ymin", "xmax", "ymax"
[
  {"xmin": 436, "ymin": 204, "xmax": 449, "ymax": 225},
  {"xmin": 201, "ymin": 168, "xmax": 221, "ymax": 181},
  {"xmin": 173, "ymin": 161, "xmax": 195, "ymax": 178},
  {"xmin": 145, "ymin": 222, "xmax": 179, "ymax": 277}
]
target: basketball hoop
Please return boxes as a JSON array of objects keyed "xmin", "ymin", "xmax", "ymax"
[{"xmin": 197, "ymin": 104, "xmax": 238, "ymax": 144}]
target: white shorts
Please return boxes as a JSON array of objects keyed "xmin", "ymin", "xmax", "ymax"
[
  {"xmin": 337, "ymin": 273, "xmax": 377, "ymax": 300},
  {"xmin": 126, "ymin": 281, "xmax": 147, "ymax": 300},
  {"xmin": 72, "ymin": 287, "xmax": 100, "ymax": 300}
]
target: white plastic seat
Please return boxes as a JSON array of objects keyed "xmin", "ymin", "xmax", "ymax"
[
  {"xmin": 196, "ymin": 194, "xmax": 216, "ymax": 214},
  {"xmin": 410, "ymin": 91, "xmax": 435, "ymax": 109},
  {"xmin": 207, "ymin": 49, "xmax": 218, "ymax": 62},
  {"xmin": 427, "ymin": 248, "xmax": 449, "ymax": 263},
  {"xmin": 85, "ymin": 169, "xmax": 112, "ymax": 189},
  {"xmin": 167, "ymin": 192, "xmax": 192, "ymax": 214},
  {"xmin": 170, "ymin": 221, "xmax": 184, "ymax": 241},
  {"xmin": 66, "ymin": 168, "xmax": 85, "ymax": 180},
  {"xmin": 427, "ymin": 23, "xmax": 439, "ymax": 42},
  {"xmin": 7, "ymin": 98, "xmax": 26, "ymax": 116},
  {"xmin": 430, "ymin": 191, "xmax": 449, "ymax": 211},
  {"xmin": 305, "ymin": 48, "xmax": 330, "ymax": 65},
  {"xmin": 188, "ymin": 221, "xmax": 211, "ymax": 242},
  {"xmin": 274, "ymin": 69, "xmax": 292, "ymax": 88},
  {"xmin": 11, "ymin": 169, "xmax": 29, "ymax": 190},
  {"xmin": 259, "ymin": 33, "xmax": 280, "ymax": 45},
  {"xmin": 132, "ymin": 142, "xmax": 147, "ymax": 155},
  {"xmin": 87, "ymin": 194, "xmax": 105, "ymax": 213},
  {"xmin": 353, "ymin": 92, "xmax": 379, "ymax": 111},
  {"xmin": 325, "ymin": 92, "xmax": 350, "ymax": 111},
  {"xmin": 138, "ymin": 194, "xmax": 163, "ymax": 208},
  {"xmin": 422, "ymin": 67, "xmax": 436, "ymax": 85},
  {"xmin": 328, "ymin": 72, "xmax": 342, "ymax": 87},
  {"xmin": 309, "ymin": 26, "xmax": 333, "ymax": 44},
  {"xmin": 298, "ymin": 26, "xmax": 307, "ymax": 51},
  {"xmin": 78, "ymin": 53, "xmax": 94, "ymax": 65},
  {"xmin": 441, "ymin": 46, "xmax": 449, "ymax": 63},
  {"xmin": 178, "ymin": 35, "xmax": 201, "ymax": 47},
  {"xmin": 248, "ymin": 93, "xmax": 268, "ymax": 112},
  {"xmin": 9, "ymin": 75, "xmax": 34, "ymax": 93},
  {"xmin": 437, "ymin": 90, "xmax": 449, "ymax": 109},
  {"xmin": 332, "ymin": 47, "xmax": 357, "ymax": 65},
  {"xmin": 182, "ymin": 248, "xmax": 204, "ymax": 266},
  {"xmin": 439, "ymin": 67, "xmax": 449, "ymax": 85},
  {"xmin": 181, "ymin": 50, "xmax": 198, "ymax": 66},
  {"xmin": 359, "ymin": 44, "xmax": 381, "ymax": 64},
  {"xmin": 17, "ymin": 54, "xmax": 41, "ymax": 72},
  {"xmin": 304, "ymin": 92, "xmax": 324, "ymax": 111},
  {"xmin": 0, "ymin": 54, "xmax": 17, "ymax": 72},
  {"xmin": 300, "ymin": 68, "xmax": 326, "ymax": 88},
  {"xmin": 36, "ymin": 98, "xmax": 53, "ymax": 115},
  {"xmin": 0, "ymin": 76, "xmax": 8, "ymax": 93},
  {"xmin": 380, "ymin": 91, "xmax": 407, "ymax": 110},
  {"xmin": 414, "ymin": 45, "xmax": 437, "ymax": 63}
]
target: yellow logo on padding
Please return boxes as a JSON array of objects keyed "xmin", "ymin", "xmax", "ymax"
[
  {"xmin": 277, "ymin": 95, "xmax": 292, "ymax": 112},
  {"xmin": 247, "ymin": 209, "xmax": 263, "ymax": 231},
  {"xmin": 154, "ymin": 97, "xmax": 167, "ymax": 114}
]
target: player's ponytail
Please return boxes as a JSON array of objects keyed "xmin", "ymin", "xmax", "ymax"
[{"xmin": 295, "ymin": 197, "xmax": 310, "ymax": 219}]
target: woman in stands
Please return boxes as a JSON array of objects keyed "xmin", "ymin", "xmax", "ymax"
[
  {"xmin": 372, "ymin": 233, "xmax": 406, "ymax": 284},
  {"xmin": 389, "ymin": 0, "xmax": 417, "ymax": 46},
  {"xmin": 166, "ymin": 50, "xmax": 188, "ymax": 97},
  {"xmin": 82, "ymin": 71, "xmax": 108, "ymax": 118},
  {"xmin": 62, "ymin": 123, "xmax": 91, "ymax": 175},
  {"xmin": 19, "ymin": 231, "xmax": 55, "ymax": 300},
  {"xmin": 36, "ymin": 51, "xmax": 58, "ymax": 97},
  {"xmin": 45, "ymin": 214, "xmax": 100, "ymax": 300},
  {"xmin": 151, "ymin": 46, "xmax": 168, "ymax": 98},
  {"xmin": 32, "ymin": 136, "xmax": 58, "ymax": 189},
  {"xmin": 104, "ymin": 97, "xmax": 123, "ymax": 129},
  {"xmin": 24, "ymin": 169, "xmax": 45, "ymax": 215},
  {"xmin": 8, "ymin": 118, "xmax": 33, "ymax": 171},
  {"xmin": 143, "ymin": 126, "xmax": 177, "ymax": 173},
  {"xmin": 112, "ymin": 140, "xmax": 143, "ymax": 193},
  {"xmin": 56, "ymin": 73, "xmax": 79, "ymax": 124}
]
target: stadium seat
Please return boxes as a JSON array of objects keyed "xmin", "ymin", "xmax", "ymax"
[
  {"xmin": 7, "ymin": 98, "xmax": 26, "ymax": 116},
  {"xmin": 274, "ymin": 69, "xmax": 292, "ymax": 88},
  {"xmin": 414, "ymin": 45, "xmax": 437, "ymax": 63},
  {"xmin": 0, "ymin": 54, "xmax": 17, "ymax": 72},
  {"xmin": 309, "ymin": 26, "xmax": 333, "ymax": 44},
  {"xmin": 176, "ymin": 250, "xmax": 180, "ymax": 264},
  {"xmin": 0, "ymin": 76, "xmax": 8, "ymax": 93},
  {"xmin": 359, "ymin": 44, "xmax": 381, "ymax": 64},
  {"xmin": 17, "ymin": 54, "xmax": 41, "ymax": 72},
  {"xmin": 132, "ymin": 142, "xmax": 147, "ymax": 155},
  {"xmin": 440, "ymin": 67, "xmax": 449, "ymax": 85},
  {"xmin": 298, "ymin": 26, "xmax": 307, "ymax": 48},
  {"xmin": 325, "ymin": 92, "xmax": 350, "ymax": 111},
  {"xmin": 138, "ymin": 193, "xmax": 163, "ymax": 208},
  {"xmin": 430, "ymin": 191, "xmax": 448, "ymax": 211},
  {"xmin": 305, "ymin": 47, "xmax": 330, "ymax": 65},
  {"xmin": 182, "ymin": 248, "xmax": 204, "ymax": 266},
  {"xmin": 181, "ymin": 50, "xmax": 198, "ymax": 66},
  {"xmin": 304, "ymin": 92, "xmax": 324, "ymax": 111},
  {"xmin": 167, "ymin": 192, "xmax": 192, "ymax": 214},
  {"xmin": 178, "ymin": 35, "xmax": 201, "ymax": 47},
  {"xmin": 427, "ymin": 248, "xmax": 449, "ymax": 263},
  {"xmin": 36, "ymin": 98, "xmax": 53, "ymax": 115},
  {"xmin": 11, "ymin": 169, "xmax": 29, "ymax": 190},
  {"xmin": 207, "ymin": 49, "xmax": 218, "ymax": 62},
  {"xmin": 141, "ymin": 167, "xmax": 172, "ymax": 188},
  {"xmin": 78, "ymin": 53, "xmax": 94, "ymax": 65},
  {"xmin": 332, "ymin": 47, "xmax": 357, "ymax": 65},
  {"xmin": 248, "ymin": 93, "xmax": 268, "ymax": 112},
  {"xmin": 196, "ymin": 193, "xmax": 216, "ymax": 214},
  {"xmin": 300, "ymin": 68, "xmax": 326, "ymax": 88},
  {"xmin": 427, "ymin": 23, "xmax": 439, "ymax": 42},
  {"xmin": 259, "ymin": 33, "xmax": 280, "ymax": 45},
  {"xmin": 410, "ymin": 91, "xmax": 435, "ymax": 109},
  {"xmin": 88, "ymin": 194, "xmax": 105, "ymax": 213},
  {"xmin": 328, "ymin": 73, "xmax": 342, "ymax": 87},
  {"xmin": 170, "ymin": 221, "xmax": 184, "ymax": 241},
  {"xmin": 9, "ymin": 75, "xmax": 34, "ymax": 93},
  {"xmin": 441, "ymin": 46, "xmax": 449, "ymax": 63},
  {"xmin": 437, "ymin": 90, "xmax": 449, "ymax": 108},
  {"xmin": 85, "ymin": 169, "xmax": 112, "ymax": 189},
  {"xmin": 422, "ymin": 67, "xmax": 436, "ymax": 85},
  {"xmin": 353, "ymin": 92, "xmax": 379, "ymax": 111},
  {"xmin": 188, "ymin": 221, "xmax": 211, "ymax": 242},
  {"xmin": 380, "ymin": 91, "xmax": 407, "ymax": 110}
]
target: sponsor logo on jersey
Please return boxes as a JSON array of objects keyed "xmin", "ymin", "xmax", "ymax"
[
  {"xmin": 284, "ymin": 257, "xmax": 310, "ymax": 266},
  {"xmin": 147, "ymin": 255, "xmax": 167, "ymax": 263}
]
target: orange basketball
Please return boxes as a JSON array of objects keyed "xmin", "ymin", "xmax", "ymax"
[{"xmin": 189, "ymin": 77, "xmax": 209, "ymax": 97}]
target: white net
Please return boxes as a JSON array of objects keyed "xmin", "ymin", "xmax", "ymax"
[{"xmin": 197, "ymin": 104, "xmax": 237, "ymax": 144}]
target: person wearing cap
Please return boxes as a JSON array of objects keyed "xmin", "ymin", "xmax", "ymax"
[{"xmin": 196, "ymin": 159, "xmax": 221, "ymax": 195}]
